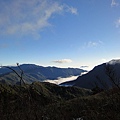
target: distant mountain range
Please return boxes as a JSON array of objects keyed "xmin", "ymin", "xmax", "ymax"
[
  {"xmin": 0, "ymin": 64, "xmax": 86, "ymax": 85},
  {"xmin": 0, "ymin": 62, "xmax": 119, "ymax": 120},
  {"xmin": 60, "ymin": 59, "xmax": 120, "ymax": 89}
]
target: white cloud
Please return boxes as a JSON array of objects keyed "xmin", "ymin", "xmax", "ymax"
[
  {"xmin": 111, "ymin": 0, "xmax": 119, "ymax": 7},
  {"xmin": 80, "ymin": 66, "xmax": 89, "ymax": 68},
  {"xmin": 0, "ymin": 0, "xmax": 78, "ymax": 38},
  {"xmin": 44, "ymin": 75, "xmax": 78, "ymax": 85},
  {"xmin": 115, "ymin": 18, "xmax": 120, "ymax": 28},
  {"xmin": 88, "ymin": 41, "xmax": 98, "ymax": 47},
  {"xmin": 65, "ymin": 5, "xmax": 78, "ymax": 15},
  {"xmin": 53, "ymin": 59, "xmax": 72, "ymax": 63},
  {"xmin": 85, "ymin": 40, "xmax": 103, "ymax": 48},
  {"xmin": 69, "ymin": 7, "xmax": 78, "ymax": 15}
]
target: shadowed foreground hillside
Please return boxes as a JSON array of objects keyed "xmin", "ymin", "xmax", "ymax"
[
  {"xmin": 0, "ymin": 82, "xmax": 91, "ymax": 120},
  {"xmin": 0, "ymin": 82, "xmax": 120, "ymax": 120}
]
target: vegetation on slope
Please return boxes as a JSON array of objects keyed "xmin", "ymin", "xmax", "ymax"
[
  {"xmin": 44, "ymin": 89, "xmax": 120, "ymax": 120},
  {"xmin": 0, "ymin": 82, "xmax": 92, "ymax": 120},
  {"xmin": 0, "ymin": 82, "xmax": 120, "ymax": 120}
]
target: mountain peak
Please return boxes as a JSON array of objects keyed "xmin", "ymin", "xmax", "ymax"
[
  {"xmin": 61, "ymin": 59, "xmax": 120, "ymax": 89},
  {"xmin": 107, "ymin": 59, "xmax": 120, "ymax": 65}
]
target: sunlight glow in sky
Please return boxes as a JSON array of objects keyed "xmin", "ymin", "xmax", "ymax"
[{"xmin": 0, "ymin": 0, "xmax": 120, "ymax": 70}]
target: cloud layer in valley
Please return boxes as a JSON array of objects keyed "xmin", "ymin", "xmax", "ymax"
[{"xmin": 44, "ymin": 75, "xmax": 79, "ymax": 85}]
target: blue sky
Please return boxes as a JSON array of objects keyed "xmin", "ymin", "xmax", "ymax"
[{"xmin": 0, "ymin": 0, "xmax": 120, "ymax": 70}]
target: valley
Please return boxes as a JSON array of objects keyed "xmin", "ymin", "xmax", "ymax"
[{"xmin": 0, "ymin": 60, "xmax": 120, "ymax": 120}]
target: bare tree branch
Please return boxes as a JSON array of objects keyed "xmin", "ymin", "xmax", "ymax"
[{"xmin": 1, "ymin": 63, "xmax": 25, "ymax": 86}]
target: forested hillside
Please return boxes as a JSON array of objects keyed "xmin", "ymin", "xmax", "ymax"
[{"xmin": 0, "ymin": 82, "xmax": 120, "ymax": 120}]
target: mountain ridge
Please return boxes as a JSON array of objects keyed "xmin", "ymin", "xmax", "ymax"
[
  {"xmin": 0, "ymin": 64, "xmax": 86, "ymax": 85},
  {"xmin": 60, "ymin": 59, "xmax": 120, "ymax": 89}
]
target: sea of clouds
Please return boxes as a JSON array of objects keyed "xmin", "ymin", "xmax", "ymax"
[{"xmin": 44, "ymin": 71, "xmax": 88, "ymax": 85}]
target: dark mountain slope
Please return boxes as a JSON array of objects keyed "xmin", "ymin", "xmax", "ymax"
[{"xmin": 61, "ymin": 59, "xmax": 120, "ymax": 89}]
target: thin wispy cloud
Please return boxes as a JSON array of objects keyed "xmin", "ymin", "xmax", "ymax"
[
  {"xmin": 53, "ymin": 59, "xmax": 72, "ymax": 64},
  {"xmin": 87, "ymin": 41, "xmax": 98, "ymax": 47},
  {"xmin": 115, "ymin": 18, "xmax": 120, "ymax": 28},
  {"xmin": 85, "ymin": 40, "xmax": 103, "ymax": 48},
  {"xmin": 0, "ymin": 0, "xmax": 77, "ymax": 38},
  {"xmin": 111, "ymin": 0, "xmax": 119, "ymax": 7},
  {"xmin": 65, "ymin": 5, "xmax": 78, "ymax": 15},
  {"xmin": 80, "ymin": 66, "xmax": 89, "ymax": 68}
]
